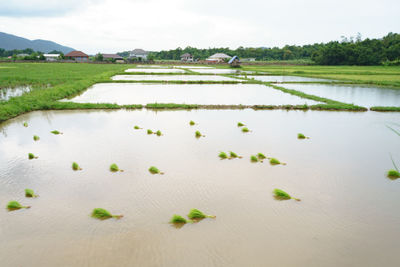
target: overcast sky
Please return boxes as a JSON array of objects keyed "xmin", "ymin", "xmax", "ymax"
[{"xmin": 0, "ymin": 0, "xmax": 399, "ymax": 54}]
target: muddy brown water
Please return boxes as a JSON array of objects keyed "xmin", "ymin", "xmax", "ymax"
[
  {"xmin": 0, "ymin": 109, "xmax": 399, "ymax": 267},
  {"xmin": 64, "ymin": 83, "xmax": 320, "ymax": 105}
]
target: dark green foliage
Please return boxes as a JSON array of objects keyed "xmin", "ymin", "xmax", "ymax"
[
  {"xmin": 298, "ymin": 133, "xmax": 306, "ymax": 139},
  {"xmin": 387, "ymin": 169, "xmax": 400, "ymax": 178},
  {"xmin": 242, "ymin": 127, "xmax": 250, "ymax": 133},
  {"xmin": 92, "ymin": 208, "xmax": 123, "ymax": 219},
  {"xmin": 250, "ymin": 155, "xmax": 258, "ymax": 162},
  {"xmin": 7, "ymin": 200, "xmax": 30, "ymax": 210},
  {"xmin": 187, "ymin": 209, "xmax": 215, "ymax": 220},
  {"xmin": 28, "ymin": 153, "xmax": 38, "ymax": 159},
  {"xmin": 72, "ymin": 162, "xmax": 82, "ymax": 171},
  {"xmin": 273, "ymin": 189, "xmax": 300, "ymax": 201},
  {"xmin": 33, "ymin": 135, "xmax": 40, "ymax": 141},
  {"xmin": 219, "ymin": 152, "xmax": 228, "ymax": 159},
  {"xmin": 170, "ymin": 214, "xmax": 188, "ymax": 224},
  {"xmin": 237, "ymin": 122, "xmax": 245, "ymax": 127},
  {"xmin": 25, "ymin": 188, "xmax": 38, "ymax": 198}
]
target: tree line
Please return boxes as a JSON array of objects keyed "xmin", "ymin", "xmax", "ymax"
[{"xmin": 146, "ymin": 32, "xmax": 400, "ymax": 65}]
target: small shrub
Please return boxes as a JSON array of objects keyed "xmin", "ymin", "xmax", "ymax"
[
  {"xmin": 72, "ymin": 162, "xmax": 82, "ymax": 171},
  {"xmin": 92, "ymin": 208, "xmax": 123, "ymax": 220},
  {"xmin": 149, "ymin": 166, "xmax": 164, "ymax": 174},
  {"xmin": 23, "ymin": 122, "xmax": 28, "ymax": 127},
  {"xmin": 7, "ymin": 200, "xmax": 30, "ymax": 210},
  {"xmin": 237, "ymin": 122, "xmax": 245, "ymax": 127},
  {"xmin": 387, "ymin": 169, "xmax": 400, "ymax": 178},
  {"xmin": 170, "ymin": 214, "xmax": 188, "ymax": 224},
  {"xmin": 33, "ymin": 135, "xmax": 40, "ymax": 141},
  {"xmin": 51, "ymin": 130, "xmax": 62, "ymax": 135},
  {"xmin": 219, "ymin": 151, "xmax": 228, "ymax": 159},
  {"xmin": 250, "ymin": 155, "xmax": 258, "ymax": 162},
  {"xmin": 28, "ymin": 153, "xmax": 38, "ymax": 159},
  {"xmin": 25, "ymin": 189, "xmax": 38, "ymax": 198},
  {"xmin": 190, "ymin": 120, "xmax": 196, "ymax": 126},
  {"xmin": 147, "ymin": 129, "xmax": 153, "ymax": 134},
  {"xmin": 187, "ymin": 209, "xmax": 216, "ymax": 220},
  {"xmin": 110, "ymin": 163, "xmax": 123, "ymax": 172},
  {"xmin": 242, "ymin": 127, "xmax": 250, "ymax": 133},
  {"xmin": 273, "ymin": 189, "xmax": 300, "ymax": 201}
]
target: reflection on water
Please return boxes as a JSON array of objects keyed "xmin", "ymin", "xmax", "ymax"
[
  {"xmin": 173, "ymin": 66, "xmax": 213, "ymax": 69},
  {"xmin": 0, "ymin": 109, "xmax": 399, "ymax": 266},
  {"xmin": 125, "ymin": 68, "xmax": 185, "ymax": 73},
  {"xmin": 0, "ymin": 86, "xmax": 31, "ymax": 101},
  {"xmin": 277, "ymin": 83, "xmax": 400, "ymax": 107},
  {"xmin": 189, "ymin": 68, "xmax": 241, "ymax": 74},
  {"xmin": 111, "ymin": 75, "xmax": 241, "ymax": 81},
  {"xmin": 241, "ymin": 75, "xmax": 333, "ymax": 82},
  {"xmin": 65, "ymin": 83, "xmax": 320, "ymax": 105}
]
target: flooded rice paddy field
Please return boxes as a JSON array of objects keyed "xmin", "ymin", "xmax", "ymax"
[
  {"xmin": 65, "ymin": 83, "xmax": 320, "ymax": 105},
  {"xmin": 0, "ymin": 109, "xmax": 399, "ymax": 267},
  {"xmin": 0, "ymin": 86, "xmax": 32, "ymax": 101},
  {"xmin": 242, "ymin": 75, "xmax": 333, "ymax": 82},
  {"xmin": 111, "ymin": 74, "xmax": 241, "ymax": 81},
  {"xmin": 277, "ymin": 83, "xmax": 400, "ymax": 107},
  {"xmin": 189, "ymin": 68, "xmax": 242, "ymax": 74},
  {"xmin": 125, "ymin": 68, "xmax": 186, "ymax": 73}
]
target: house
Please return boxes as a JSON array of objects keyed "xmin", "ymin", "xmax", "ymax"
[
  {"xmin": 43, "ymin": 54, "xmax": 60, "ymax": 61},
  {"xmin": 129, "ymin": 49, "xmax": 148, "ymax": 61},
  {"xmin": 181, "ymin": 53, "xmax": 193, "ymax": 62},
  {"xmin": 65, "ymin": 51, "xmax": 89, "ymax": 62},
  {"xmin": 228, "ymin": 56, "xmax": 240, "ymax": 67},
  {"xmin": 102, "ymin": 54, "xmax": 125, "ymax": 63},
  {"xmin": 241, "ymin": 58, "xmax": 256, "ymax": 62},
  {"xmin": 206, "ymin": 53, "xmax": 231, "ymax": 62}
]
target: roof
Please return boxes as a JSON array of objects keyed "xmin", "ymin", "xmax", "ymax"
[
  {"xmin": 65, "ymin": 51, "xmax": 89, "ymax": 57},
  {"xmin": 181, "ymin": 53, "xmax": 192, "ymax": 57},
  {"xmin": 208, "ymin": 53, "xmax": 231, "ymax": 59},
  {"xmin": 130, "ymin": 49, "xmax": 148, "ymax": 55},
  {"xmin": 228, "ymin": 56, "xmax": 239, "ymax": 64},
  {"xmin": 44, "ymin": 54, "xmax": 60, "ymax": 57},
  {"xmin": 102, "ymin": 54, "xmax": 124, "ymax": 59}
]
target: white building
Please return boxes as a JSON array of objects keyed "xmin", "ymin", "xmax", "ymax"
[
  {"xmin": 129, "ymin": 49, "xmax": 148, "ymax": 61},
  {"xmin": 206, "ymin": 53, "xmax": 232, "ymax": 62},
  {"xmin": 43, "ymin": 54, "xmax": 60, "ymax": 61}
]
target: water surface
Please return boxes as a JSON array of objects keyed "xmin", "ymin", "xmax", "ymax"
[
  {"xmin": 0, "ymin": 86, "xmax": 31, "ymax": 101},
  {"xmin": 242, "ymin": 75, "xmax": 333, "ymax": 82},
  {"xmin": 277, "ymin": 83, "xmax": 400, "ymax": 107},
  {"xmin": 125, "ymin": 68, "xmax": 185, "ymax": 73},
  {"xmin": 112, "ymin": 75, "xmax": 240, "ymax": 81},
  {"xmin": 65, "ymin": 83, "xmax": 319, "ymax": 105},
  {"xmin": 0, "ymin": 109, "xmax": 399, "ymax": 267},
  {"xmin": 189, "ymin": 68, "xmax": 242, "ymax": 74}
]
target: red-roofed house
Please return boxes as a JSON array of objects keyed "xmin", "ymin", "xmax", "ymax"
[{"xmin": 65, "ymin": 51, "xmax": 89, "ymax": 62}]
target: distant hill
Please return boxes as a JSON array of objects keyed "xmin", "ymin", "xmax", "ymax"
[{"xmin": 0, "ymin": 32, "xmax": 75, "ymax": 54}]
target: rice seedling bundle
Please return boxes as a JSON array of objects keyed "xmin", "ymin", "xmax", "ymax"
[
  {"xmin": 250, "ymin": 155, "xmax": 258, "ymax": 162},
  {"xmin": 149, "ymin": 166, "xmax": 164, "ymax": 174},
  {"xmin": 387, "ymin": 169, "xmax": 400, "ymax": 178},
  {"xmin": 25, "ymin": 189, "xmax": 38, "ymax": 198},
  {"xmin": 229, "ymin": 151, "xmax": 241, "ymax": 158},
  {"xmin": 170, "ymin": 214, "xmax": 188, "ymax": 224},
  {"xmin": 92, "ymin": 208, "xmax": 123, "ymax": 219},
  {"xmin": 257, "ymin": 153, "xmax": 266, "ymax": 160},
  {"xmin": 110, "ymin": 163, "xmax": 123, "ymax": 172},
  {"xmin": 270, "ymin": 158, "xmax": 286, "ymax": 165},
  {"xmin": 242, "ymin": 127, "xmax": 250, "ymax": 133},
  {"xmin": 7, "ymin": 200, "xmax": 30, "ymax": 210},
  {"xmin": 195, "ymin": 131, "xmax": 204, "ymax": 137},
  {"xmin": 156, "ymin": 130, "xmax": 162, "ymax": 136},
  {"xmin": 189, "ymin": 120, "xmax": 195, "ymax": 126},
  {"xmin": 51, "ymin": 130, "xmax": 62, "ymax": 135},
  {"xmin": 28, "ymin": 153, "xmax": 38, "ymax": 159},
  {"xmin": 219, "ymin": 152, "xmax": 228, "ymax": 159},
  {"xmin": 237, "ymin": 122, "xmax": 245, "ymax": 127},
  {"xmin": 23, "ymin": 122, "xmax": 28, "ymax": 127},
  {"xmin": 273, "ymin": 189, "xmax": 300, "ymax": 201},
  {"xmin": 147, "ymin": 129, "xmax": 153, "ymax": 134},
  {"xmin": 72, "ymin": 162, "xmax": 82, "ymax": 170},
  {"xmin": 33, "ymin": 135, "xmax": 40, "ymax": 141},
  {"xmin": 134, "ymin": 125, "xmax": 141, "ymax": 130},
  {"xmin": 187, "ymin": 209, "xmax": 216, "ymax": 220}
]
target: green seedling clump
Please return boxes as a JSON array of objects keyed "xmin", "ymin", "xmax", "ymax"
[
  {"xmin": 250, "ymin": 155, "xmax": 259, "ymax": 162},
  {"xmin": 33, "ymin": 135, "xmax": 40, "ymax": 141},
  {"xmin": 25, "ymin": 189, "xmax": 38, "ymax": 198},
  {"xmin": 156, "ymin": 130, "xmax": 162, "ymax": 136},
  {"xmin": 195, "ymin": 131, "xmax": 204, "ymax": 138},
  {"xmin": 269, "ymin": 158, "xmax": 286, "ymax": 165},
  {"xmin": 219, "ymin": 151, "xmax": 228, "ymax": 159},
  {"xmin": 187, "ymin": 209, "xmax": 216, "ymax": 220},
  {"xmin": 297, "ymin": 133, "xmax": 309, "ymax": 139},
  {"xmin": 134, "ymin": 125, "xmax": 141, "ymax": 130},
  {"xmin": 229, "ymin": 151, "xmax": 242, "ymax": 159},
  {"xmin": 237, "ymin": 122, "xmax": 245, "ymax": 127},
  {"xmin": 7, "ymin": 200, "xmax": 31, "ymax": 210},
  {"xmin": 257, "ymin": 153, "xmax": 266, "ymax": 160},
  {"xmin": 28, "ymin": 153, "xmax": 38, "ymax": 159},
  {"xmin": 170, "ymin": 214, "xmax": 189, "ymax": 224},
  {"xmin": 189, "ymin": 120, "xmax": 196, "ymax": 126},
  {"xmin": 110, "ymin": 163, "xmax": 123, "ymax": 172},
  {"xmin": 72, "ymin": 162, "xmax": 82, "ymax": 171},
  {"xmin": 51, "ymin": 130, "xmax": 62, "ymax": 135},
  {"xmin": 242, "ymin": 127, "xmax": 250, "ymax": 133},
  {"xmin": 23, "ymin": 122, "xmax": 28, "ymax": 127},
  {"xmin": 147, "ymin": 129, "xmax": 153, "ymax": 134},
  {"xmin": 273, "ymin": 189, "xmax": 300, "ymax": 201},
  {"xmin": 387, "ymin": 169, "xmax": 400, "ymax": 178},
  {"xmin": 149, "ymin": 166, "xmax": 164, "ymax": 174},
  {"xmin": 92, "ymin": 208, "xmax": 123, "ymax": 220}
]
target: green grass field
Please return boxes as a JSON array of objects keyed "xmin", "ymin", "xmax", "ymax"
[{"xmin": 0, "ymin": 62, "xmax": 399, "ymax": 123}]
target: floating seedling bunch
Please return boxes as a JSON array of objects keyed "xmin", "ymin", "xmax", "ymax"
[
  {"xmin": 219, "ymin": 151, "xmax": 228, "ymax": 159},
  {"xmin": 195, "ymin": 131, "xmax": 205, "ymax": 138},
  {"xmin": 33, "ymin": 135, "xmax": 40, "ymax": 141},
  {"xmin": 51, "ymin": 130, "xmax": 63, "ymax": 135},
  {"xmin": 28, "ymin": 153, "xmax": 38, "ymax": 159},
  {"xmin": 189, "ymin": 120, "xmax": 196, "ymax": 126},
  {"xmin": 72, "ymin": 162, "xmax": 82, "ymax": 171},
  {"xmin": 241, "ymin": 127, "xmax": 250, "ymax": 133},
  {"xmin": 269, "ymin": 158, "xmax": 286, "ymax": 165},
  {"xmin": 237, "ymin": 122, "xmax": 245, "ymax": 127},
  {"xmin": 219, "ymin": 151, "xmax": 242, "ymax": 160},
  {"xmin": 156, "ymin": 130, "xmax": 163, "ymax": 136},
  {"xmin": 91, "ymin": 208, "xmax": 123, "ymax": 220},
  {"xmin": 110, "ymin": 163, "xmax": 123, "ymax": 172},
  {"xmin": 170, "ymin": 209, "xmax": 215, "ymax": 227},
  {"xmin": 297, "ymin": 133, "xmax": 310, "ymax": 139},
  {"xmin": 170, "ymin": 214, "xmax": 190, "ymax": 224},
  {"xmin": 273, "ymin": 189, "xmax": 300, "ymax": 201},
  {"xmin": 257, "ymin": 153, "xmax": 266, "ymax": 162},
  {"xmin": 7, "ymin": 200, "xmax": 31, "ymax": 211},
  {"xmin": 23, "ymin": 122, "xmax": 28, "ymax": 127},
  {"xmin": 250, "ymin": 155, "xmax": 259, "ymax": 162},
  {"xmin": 147, "ymin": 129, "xmax": 154, "ymax": 135},
  {"xmin": 387, "ymin": 169, "xmax": 400, "ymax": 179},
  {"xmin": 25, "ymin": 189, "xmax": 38, "ymax": 198},
  {"xmin": 134, "ymin": 125, "xmax": 142, "ymax": 130},
  {"xmin": 149, "ymin": 166, "xmax": 164, "ymax": 175}
]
